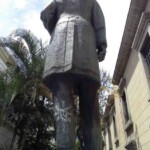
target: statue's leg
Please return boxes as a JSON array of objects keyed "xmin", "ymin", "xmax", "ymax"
[
  {"xmin": 78, "ymin": 81, "xmax": 102, "ymax": 150},
  {"xmin": 52, "ymin": 77, "xmax": 75, "ymax": 150}
]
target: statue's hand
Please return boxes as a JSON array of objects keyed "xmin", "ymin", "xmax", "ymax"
[
  {"xmin": 97, "ymin": 44, "xmax": 106, "ymax": 62},
  {"xmin": 97, "ymin": 50, "xmax": 106, "ymax": 62}
]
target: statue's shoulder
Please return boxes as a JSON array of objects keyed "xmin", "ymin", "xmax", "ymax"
[
  {"xmin": 54, "ymin": 0, "xmax": 63, "ymax": 4},
  {"xmin": 55, "ymin": 0, "xmax": 94, "ymax": 4},
  {"xmin": 88, "ymin": 0, "xmax": 96, "ymax": 7}
]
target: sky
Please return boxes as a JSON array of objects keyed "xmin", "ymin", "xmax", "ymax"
[{"xmin": 0, "ymin": 0, "xmax": 131, "ymax": 76}]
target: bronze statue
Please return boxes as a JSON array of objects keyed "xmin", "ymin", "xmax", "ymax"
[{"xmin": 41, "ymin": 0, "xmax": 107, "ymax": 149}]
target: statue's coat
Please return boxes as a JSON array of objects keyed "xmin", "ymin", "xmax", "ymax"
[{"xmin": 41, "ymin": 0, "xmax": 107, "ymax": 84}]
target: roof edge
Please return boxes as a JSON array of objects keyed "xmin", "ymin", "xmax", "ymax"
[{"xmin": 112, "ymin": 0, "xmax": 148, "ymax": 85}]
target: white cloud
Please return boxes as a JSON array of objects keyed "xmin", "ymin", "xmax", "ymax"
[
  {"xmin": 0, "ymin": 0, "xmax": 28, "ymax": 13},
  {"xmin": 0, "ymin": 0, "xmax": 50, "ymax": 40},
  {"xmin": 14, "ymin": 0, "xmax": 28, "ymax": 9},
  {"xmin": 0, "ymin": 0, "xmax": 28, "ymax": 37},
  {"xmin": 0, "ymin": 0, "xmax": 131, "ymax": 75},
  {"xmin": 22, "ymin": 10, "xmax": 50, "ymax": 42},
  {"xmin": 0, "ymin": 0, "xmax": 11, "ymax": 15},
  {"xmin": 98, "ymin": 0, "xmax": 131, "ymax": 76},
  {"xmin": 0, "ymin": 23, "xmax": 17, "ymax": 37}
]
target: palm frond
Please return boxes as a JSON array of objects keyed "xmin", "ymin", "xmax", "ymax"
[
  {"xmin": 0, "ymin": 66, "xmax": 25, "ymax": 105},
  {"xmin": 11, "ymin": 29, "xmax": 44, "ymax": 61},
  {"xmin": 10, "ymin": 29, "xmax": 47, "ymax": 79},
  {"xmin": 0, "ymin": 28, "xmax": 49, "ymax": 109},
  {"xmin": 0, "ymin": 38, "xmax": 29, "ymax": 74},
  {"xmin": 0, "ymin": 73, "xmax": 6, "ymax": 101}
]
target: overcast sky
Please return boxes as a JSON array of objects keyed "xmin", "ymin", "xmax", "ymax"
[{"xmin": 0, "ymin": 0, "xmax": 131, "ymax": 76}]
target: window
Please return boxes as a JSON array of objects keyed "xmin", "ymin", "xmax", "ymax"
[
  {"xmin": 113, "ymin": 116, "xmax": 117, "ymax": 138},
  {"xmin": 113, "ymin": 116, "xmax": 120, "ymax": 148},
  {"xmin": 141, "ymin": 34, "xmax": 150, "ymax": 71},
  {"xmin": 125, "ymin": 140, "xmax": 137, "ymax": 150},
  {"xmin": 122, "ymin": 91, "xmax": 129, "ymax": 123},
  {"xmin": 108, "ymin": 126, "xmax": 113, "ymax": 150}
]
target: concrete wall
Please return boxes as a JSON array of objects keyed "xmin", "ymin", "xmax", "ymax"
[
  {"xmin": 123, "ymin": 1, "xmax": 150, "ymax": 147},
  {"xmin": 113, "ymin": 94, "xmax": 127, "ymax": 150},
  {"xmin": 104, "ymin": 128, "xmax": 109, "ymax": 150},
  {"xmin": 0, "ymin": 126, "xmax": 13, "ymax": 150},
  {"xmin": 123, "ymin": 0, "xmax": 150, "ymax": 149},
  {"xmin": 0, "ymin": 47, "xmax": 13, "ymax": 72},
  {"xmin": 104, "ymin": 47, "xmax": 150, "ymax": 149},
  {"xmin": 0, "ymin": 58, "xmax": 7, "ymax": 72},
  {"xmin": 124, "ymin": 45, "xmax": 150, "ymax": 149},
  {"xmin": 104, "ymin": 0, "xmax": 150, "ymax": 149},
  {"xmin": 103, "ymin": 95, "xmax": 127, "ymax": 150}
]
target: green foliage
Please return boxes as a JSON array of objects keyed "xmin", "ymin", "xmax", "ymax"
[
  {"xmin": 7, "ymin": 95, "xmax": 56, "ymax": 150},
  {"xmin": 0, "ymin": 65, "xmax": 25, "ymax": 113},
  {"xmin": 98, "ymin": 69, "xmax": 112, "ymax": 116},
  {"xmin": 0, "ymin": 74, "xmax": 5, "ymax": 102},
  {"xmin": 0, "ymin": 28, "xmax": 112, "ymax": 150},
  {"xmin": 1, "ymin": 30, "xmax": 47, "ymax": 79},
  {"xmin": 0, "ymin": 28, "xmax": 55, "ymax": 149}
]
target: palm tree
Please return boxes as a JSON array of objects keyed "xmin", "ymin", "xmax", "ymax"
[
  {"xmin": 0, "ymin": 29, "xmax": 112, "ymax": 150},
  {"xmin": 0, "ymin": 29, "xmax": 51, "ymax": 102},
  {"xmin": 0, "ymin": 29, "xmax": 55, "ymax": 150}
]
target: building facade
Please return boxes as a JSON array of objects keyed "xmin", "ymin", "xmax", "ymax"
[
  {"xmin": 0, "ymin": 46, "xmax": 13, "ymax": 72},
  {"xmin": 103, "ymin": 0, "xmax": 150, "ymax": 149},
  {"xmin": 0, "ymin": 47, "xmax": 15, "ymax": 149}
]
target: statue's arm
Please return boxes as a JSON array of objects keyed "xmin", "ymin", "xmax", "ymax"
[
  {"xmin": 92, "ymin": 0, "xmax": 107, "ymax": 61},
  {"xmin": 40, "ymin": 0, "xmax": 57, "ymax": 35}
]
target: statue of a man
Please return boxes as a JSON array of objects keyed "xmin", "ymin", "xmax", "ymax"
[{"xmin": 41, "ymin": 0, "xmax": 107, "ymax": 149}]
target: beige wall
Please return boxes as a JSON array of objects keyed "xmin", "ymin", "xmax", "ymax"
[
  {"xmin": 123, "ymin": 45, "xmax": 150, "ymax": 149},
  {"xmin": 104, "ymin": 127, "xmax": 109, "ymax": 150},
  {"xmin": 114, "ymin": 94, "xmax": 127, "ymax": 149},
  {"xmin": 104, "ymin": 47, "xmax": 150, "ymax": 149},
  {"xmin": 0, "ymin": 58, "xmax": 7, "ymax": 71},
  {"xmin": 120, "ymin": 2, "xmax": 150, "ymax": 148},
  {"xmin": 104, "ymin": 0, "xmax": 150, "ymax": 149},
  {"xmin": 103, "ymin": 94, "xmax": 127, "ymax": 150}
]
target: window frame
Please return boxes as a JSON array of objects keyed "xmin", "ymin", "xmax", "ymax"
[
  {"xmin": 132, "ymin": 12, "xmax": 150, "ymax": 79},
  {"xmin": 121, "ymin": 91, "xmax": 130, "ymax": 124}
]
